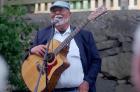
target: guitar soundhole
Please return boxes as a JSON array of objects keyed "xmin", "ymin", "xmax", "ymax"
[{"xmin": 46, "ymin": 53, "xmax": 55, "ymax": 63}]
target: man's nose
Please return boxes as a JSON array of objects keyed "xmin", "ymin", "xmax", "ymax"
[{"xmin": 55, "ymin": 10, "xmax": 61, "ymax": 14}]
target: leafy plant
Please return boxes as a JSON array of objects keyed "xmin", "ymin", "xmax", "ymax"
[{"xmin": 0, "ymin": 5, "xmax": 38, "ymax": 90}]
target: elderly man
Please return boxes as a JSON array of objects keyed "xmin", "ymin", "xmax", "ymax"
[{"xmin": 30, "ymin": 1, "xmax": 101, "ymax": 92}]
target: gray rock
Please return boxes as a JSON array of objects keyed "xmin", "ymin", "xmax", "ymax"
[
  {"xmin": 115, "ymin": 84, "xmax": 135, "ymax": 92},
  {"xmin": 94, "ymin": 34, "xmax": 107, "ymax": 43},
  {"xmin": 101, "ymin": 53, "xmax": 132, "ymax": 79},
  {"xmin": 96, "ymin": 77, "xmax": 117, "ymax": 92},
  {"xmin": 118, "ymin": 36, "xmax": 132, "ymax": 43},
  {"xmin": 117, "ymin": 80, "xmax": 127, "ymax": 84},
  {"xmin": 100, "ymin": 47, "xmax": 121, "ymax": 57},
  {"xmin": 122, "ymin": 42, "xmax": 132, "ymax": 52},
  {"xmin": 96, "ymin": 40, "xmax": 119, "ymax": 50}
]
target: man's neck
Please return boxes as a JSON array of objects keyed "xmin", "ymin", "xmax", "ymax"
[{"xmin": 55, "ymin": 23, "xmax": 70, "ymax": 33}]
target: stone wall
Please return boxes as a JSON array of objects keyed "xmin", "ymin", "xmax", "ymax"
[{"xmin": 24, "ymin": 10, "xmax": 140, "ymax": 92}]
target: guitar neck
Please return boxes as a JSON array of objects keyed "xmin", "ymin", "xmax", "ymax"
[
  {"xmin": 53, "ymin": 19, "xmax": 89, "ymax": 55},
  {"xmin": 53, "ymin": 6, "xmax": 107, "ymax": 55}
]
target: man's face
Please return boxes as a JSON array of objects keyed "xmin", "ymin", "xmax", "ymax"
[{"xmin": 50, "ymin": 7, "xmax": 71, "ymax": 25}]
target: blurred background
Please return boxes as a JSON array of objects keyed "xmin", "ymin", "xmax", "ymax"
[{"xmin": 0, "ymin": 0, "xmax": 140, "ymax": 92}]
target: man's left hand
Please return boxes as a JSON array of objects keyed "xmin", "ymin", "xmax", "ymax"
[{"xmin": 78, "ymin": 81, "xmax": 89, "ymax": 92}]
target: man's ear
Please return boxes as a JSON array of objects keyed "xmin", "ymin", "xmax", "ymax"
[
  {"xmin": 70, "ymin": 12, "xmax": 71, "ymax": 15},
  {"xmin": 49, "ymin": 13, "xmax": 53, "ymax": 19},
  {"xmin": 69, "ymin": 12, "xmax": 72, "ymax": 17}
]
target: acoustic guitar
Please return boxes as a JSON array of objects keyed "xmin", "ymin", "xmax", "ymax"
[{"xmin": 21, "ymin": 6, "xmax": 107, "ymax": 92}]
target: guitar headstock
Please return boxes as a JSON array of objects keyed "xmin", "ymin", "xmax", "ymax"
[{"xmin": 88, "ymin": 5, "xmax": 107, "ymax": 21}]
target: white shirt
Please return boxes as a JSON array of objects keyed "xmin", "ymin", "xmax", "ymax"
[{"xmin": 53, "ymin": 26, "xmax": 84, "ymax": 88}]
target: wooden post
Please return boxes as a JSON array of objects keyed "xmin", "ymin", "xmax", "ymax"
[{"xmin": 121, "ymin": 0, "xmax": 128, "ymax": 10}]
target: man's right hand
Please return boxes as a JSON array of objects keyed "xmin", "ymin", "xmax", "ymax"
[{"xmin": 30, "ymin": 45, "xmax": 47, "ymax": 57}]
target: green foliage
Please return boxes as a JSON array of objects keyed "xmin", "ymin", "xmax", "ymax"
[{"xmin": 0, "ymin": 5, "xmax": 38, "ymax": 90}]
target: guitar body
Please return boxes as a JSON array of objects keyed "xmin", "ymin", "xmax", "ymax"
[{"xmin": 21, "ymin": 39, "xmax": 70, "ymax": 92}]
